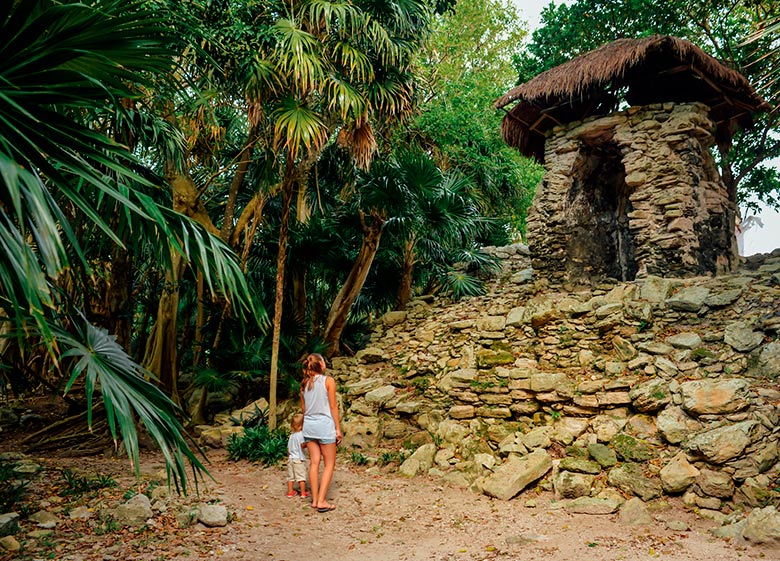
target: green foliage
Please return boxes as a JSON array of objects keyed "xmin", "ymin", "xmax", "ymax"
[
  {"xmin": 350, "ymin": 452, "xmax": 369, "ymax": 465},
  {"xmin": 229, "ymin": 404, "xmax": 268, "ymax": 429},
  {"xmin": 0, "ymin": 460, "xmax": 29, "ymax": 512},
  {"xmin": 378, "ymin": 451, "xmax": 402, "ymax": 465},
  {"xmin": 226, "ymin": 425, "xmax": 289, "ymax": 465},
  {"xmin": 412, "ymin": 0, "xmax": 542, "ymax": 233},
  {"xmin": 411, "ymin": 377, "xmax": 430, "ymax": 394},
  {"xmin": 59, "ymin": 469, "xmax": 117, "ymax": 497}
]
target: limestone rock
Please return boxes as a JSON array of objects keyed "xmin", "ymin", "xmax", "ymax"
[
  {"xmin": 741, "ymin": 506, "xmax": 780, "ymax": 545},
  {"xmin": 611, "ymin": 433, "xmax": 654, "ymax": 462},
  {"xmin": 755, "ymin": 341, "xmax": 780, "ymax": 379},
  {"xmin": 554, "ymin": 470, "xmax": 595, "ymax": 499},
  {"xmin": 382, "ymin": 311, "xmax": 407, "ymax": 327},
  {"xmin": 29, "ymin": 510, "xmax": 59, "ymax": 529},
  {"xmin": 344, "ymin": 378, "xmax": 385, "ymax": 396},
  {"xmin": 559, "ymin": 457, "xmax": 601, "ymax": 475},
  {"xmin": 230, "ymin": 398, "xmax": 269, "ymax": 423},
  {"xmin": 0, "ymin": 536, "xmax": 20, "ymax": 553},
  {"xmin": 659, "ymin": 452, "xmax": 699, "ymax": 494},
  {"xmin": 608, "ymin": 463, "xmax": 662, "ymax": 501},
  {"xmin": 0, "ymin": 513, "xmax": 19, "ymax": 537},
  {"xmin": 476, "ymin": 315, "xmax": 506, "ymax": 332},
  {"xmin": 612, "ymin": 336, "xmax": 637, "ymax": 361},
  {"xmin": 696, "ymin": 468, "xmax": 735, "ymax": 499},
  {"xmin": 562, "ymin": 492, "xmax": 624, "ymax": 514},
  {"xmin": 587, "ymin": 443, "xmax": 617, "ymax": 468},
  {"xmin": 665, "ymin": 286, "xmax": 710, "ymax": 312},
  {"xmin": 355, "ymin": 347, "xmax": 386, "ymax": 363},
  {"xmin": 197, "ymin": 504, "xmax": 228, "ymax": 527},
  {"xmin": 114, "ymin": 494, "xmax": 153, "ymax": 527},
  {"xmin": 399, "ymin": 443, "xmax": 437, "ymax": 477},
  {"xmin": 629, "ymin": 379, "xmax": 671, "ymax": 412},
  {"xmin": 365, "ymin": 385, "xmax": 396, "ymax": 406},
  {"xmin": 476, "ymin": 349, "xmax": 514, "ymax": 368},
  {"xmin": 521, "ymin": 426, "xmax": 552, "ymax": 450},
  {"xmin": 704, "ymin": 288, "xmax": 742, "ymax": 308},
  {"xmin": 724, "ymin": 322, "xmax": 764, "ymax": 352},
  {"xmin": 685, "ymin": 421, "xmax": 759, "ymax": 464},
  {"xmin": 618, "ymin": 497, "xmax": 653, "ymax": 526},
  {"xmin": 657, "ymin": 406, "xmax": 701, "ymax": 444},
  {"xmin": 666, "ymin": 331, "xmax": 702, "ymax": 349},
  {"xmin": 448, "ymin": 405, "xmax": 475, "ymax": 419},
  {"xmin": 680, "ymin": 379, "xmax": 750, "ymax": 415},
  {"xmin": 482, "ymin": 449, "xmax": 553, "ymax": 501}
]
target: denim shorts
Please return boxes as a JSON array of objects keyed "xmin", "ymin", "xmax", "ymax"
[{"xmin": 304, "ymin": 436, "xmax": 337, "ymax": 445}]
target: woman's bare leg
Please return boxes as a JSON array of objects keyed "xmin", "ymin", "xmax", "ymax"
[
  {"xmin": 316, "ymin": 442, "xmax": 337, "ymax": 509},
  {"xmin": 307, "ymin": 442, "xmax": 322, "ymax": 507}
]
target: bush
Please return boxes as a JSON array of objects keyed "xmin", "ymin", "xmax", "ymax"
[
  {"xmin": 226, "ymin": 425, "xmax": 289, "ymax": 465},
  {"xmin": 0, "ymin": 460, "xmax": 28, "ymax": 512}
]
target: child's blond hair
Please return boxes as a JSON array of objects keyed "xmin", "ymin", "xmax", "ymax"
[{"xmin": 291, "ymin": 413, "xmax": 304, "ymax": 432}]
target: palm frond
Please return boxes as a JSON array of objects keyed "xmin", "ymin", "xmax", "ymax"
[
  {"xmin": 272, "ymin": 96, "xmax": 329, "ymax": 157},
  {"xmin": 59, "ymin": 319, "xmax": 209, "ymax": 494}
]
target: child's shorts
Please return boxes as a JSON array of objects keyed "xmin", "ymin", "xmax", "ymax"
[{"xmin": 287, "ymin": 459, "xmax": 306, "ymax": 482}]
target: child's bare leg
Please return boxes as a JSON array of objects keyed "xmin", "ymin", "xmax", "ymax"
[
  {"xmin": 287, "ymin": 481, "xmax": 295, "ymax": 494},
  {"xmin": 298, "ymin": 480, "xmax": 307, "ymax": 494}
]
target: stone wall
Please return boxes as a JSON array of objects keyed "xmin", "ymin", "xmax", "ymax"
[
  {"xmin": 527, "ymin": 102, "xmax": 738, "ymax": 283},
  {"xmin": 329, "ymin": 247, "xmax": 780, "ymax": 524}
]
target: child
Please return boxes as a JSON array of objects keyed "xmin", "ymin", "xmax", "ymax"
[{"xmin": 286, "ymin": 413, "xmax": 309, "ymax": 498}]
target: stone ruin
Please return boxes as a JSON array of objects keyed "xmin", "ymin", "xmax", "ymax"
[
  {"xmin": 321, "ymin": 244, "xmax": 780, "ymax": 544},
  {"xmin": 527, "ymin": 102, "xmax": 737, "ymax": 281},
  {"xmin": 495, "ymin": 35, "xmax": 769, "ymax": 282}
]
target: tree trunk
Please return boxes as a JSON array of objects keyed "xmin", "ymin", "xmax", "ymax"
[
  {"xmin": 323, "ymin": 210, "xmax": 384, "ymax": 356},
  {"xmin": 291, "ymin": 267, "xmax": 307, "ymax": 325},
  {"xmin": 221, "ymin": 136, "xmax": 256, "ymax": 244},
  {"xmin": 143, "ymin": 254, "xmax": 185, "ymax": 405},
  {"xmin": 142, "ymin": 161, "xmax": 218, "ymax": 404},
  {"xmin": 268, "ymin": 169, "xmax": 295, "ymax": 430},
  {"xmin": 395, "ymin": 237, "xmax": 416, "ymax": 310}
]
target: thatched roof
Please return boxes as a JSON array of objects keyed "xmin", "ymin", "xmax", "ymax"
[{"xmin": 496, "ymin": 35, "xmax": 769, "ymax": 161}]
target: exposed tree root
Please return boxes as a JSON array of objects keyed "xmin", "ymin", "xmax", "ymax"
[{"xmin": 21, "ymin": 405, "xmax": 115, "ymax": 456}]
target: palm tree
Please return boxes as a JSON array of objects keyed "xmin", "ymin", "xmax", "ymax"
[
  {"xmin": 244, "ymin": 0, "xmax": 435, "ymax": 428},
  {"xmin": 0, "ymin": 0, "xmax": 254, "ymax": 491},
  {"xmin": 318, "ymin": 148, "xmax": 499, "ymax": 353}
]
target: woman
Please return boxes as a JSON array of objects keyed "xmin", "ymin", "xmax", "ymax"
[{"xmin": 300, "ymin": 353, "xmax": 342, "ymax": 512}]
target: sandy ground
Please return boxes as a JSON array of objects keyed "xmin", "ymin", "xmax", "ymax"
[
  {"xmin": 190, "ymin": 451, "xmax": 776, "ymax": 561},
  {"xmin": 5, "ymin": 446, "xmax": 778, "ymax": 561}
]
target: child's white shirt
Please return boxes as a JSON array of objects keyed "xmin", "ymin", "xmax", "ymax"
[{"xmin": 288, "ymin": 431, "xmax": 306, "ymax": 461}]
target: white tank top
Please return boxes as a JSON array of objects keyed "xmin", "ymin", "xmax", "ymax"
[{"xmin": 302, "ymin": 375, "xmax": 336, "ymax": 441}]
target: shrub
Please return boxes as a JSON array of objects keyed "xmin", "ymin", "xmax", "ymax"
[
  {"xmin": 226, "ymin": 425, "xmax": 289, "ymax": 465},
  {"xmin": 0, "ymin": 460, "xmax": 28, "ymax": 511}
]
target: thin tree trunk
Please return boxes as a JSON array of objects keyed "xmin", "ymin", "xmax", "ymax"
[
  {"xmin": 268, "ymin": 166, "xmax": 295, "ymax": 430},
  {"xmin": 323, "ymin": 210, "xmax": 384, "ymax": 356},
  {"xmin": 291, "ymin": 268, "xmax": 307, "ymax": 324},
  {"xmin": 192, "ymin": 272, "xmax": 206, "ymax": 368},
  {"xmin": 395, "ymin": 237, "xmax": 416, "ymax": 310},
  {"xmin": 143, "ymin": 255, "xmax": 185, "ymax": 405},
  {"xmin": 221, "ymin": 136, "xmax": 256, "ymax": 244}
]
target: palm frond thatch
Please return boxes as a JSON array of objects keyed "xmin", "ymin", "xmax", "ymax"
[{"xmin": 495, "ymin": 35, "xmax": 769, "ymax": 161}]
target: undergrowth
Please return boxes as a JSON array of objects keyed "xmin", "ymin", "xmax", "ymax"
[{"xmin": 226, "ymin": 425, "xmax": 289, "ymax": 465}]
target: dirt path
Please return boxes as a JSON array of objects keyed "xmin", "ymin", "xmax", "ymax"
[
  {"xmin": 194, "ymin": 451, "xmax": 772, "ymax": 561},
  {"xmin": 8, "ymin": 448, "xmax": 776, "ymax": 561}
]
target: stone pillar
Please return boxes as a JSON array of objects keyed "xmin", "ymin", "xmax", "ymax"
[{"xmin": 527, "ymin": 102, "xmax": 737, "ymax": 282}]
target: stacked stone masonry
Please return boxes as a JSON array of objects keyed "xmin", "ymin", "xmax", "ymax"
[
  {"xmin": 328, "ymin": 244, "xmax": 780, "ymax": 529},
  {"xmin": 526, "ymin": 103, "xmax": 739, "ymax": 283}
]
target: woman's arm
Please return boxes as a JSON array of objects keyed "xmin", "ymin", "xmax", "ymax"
[
  {"xmin": 325, "ymin": 376, "xmax": 342, "ymax": 443},
  {"xmin": 300, "ymin": 390, "xmax": 306, "ymax": 416}
]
